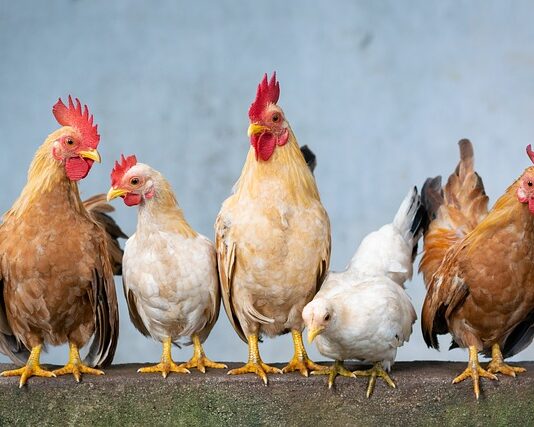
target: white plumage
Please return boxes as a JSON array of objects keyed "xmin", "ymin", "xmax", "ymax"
[
  {"xmin": 109, "ymin": 161, "xmax": 225, "ymax": 377},
  {"xmin": 302, "ymin": 187, "xmax": 423, "ymax": 394}
]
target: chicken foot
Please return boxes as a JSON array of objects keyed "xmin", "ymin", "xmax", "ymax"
[
  {"xmin": 282, "ymin": 330, "xmax": 327, "ymax": 376},
  {"xmin": 487, "ymin": 343, "xmax": 526, "ymax": 377},
  {"xmin": 311, "ymin": 359, "xmax": 355, "ymax": 389},
  {"xmin": 53, "ymin": 341, "xmax": 104, "ymax": 382},
  {"xmin": 179, "ymin": 334, "xmax": 227, "ymax": 373},
  {"xmin": 452, "ymin": 345, "xmax": 497, "ymax": 399},
  {"xmin": 0, "ymin": 344, "xmax": 56, "ymax": 387},
  {"xmin": 354, "ymin": 362, "xmax": 396, "ymax": 398},
  {"xmin": 227, "ymin": 334, "xmax": 282, "ymax": 385},
  {"xmin": 138, "ymin": 336, "xmax": 190, "ymax": 378}
]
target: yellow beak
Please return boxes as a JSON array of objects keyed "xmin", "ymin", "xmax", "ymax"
[
  {"xmin": 307, "ymin": 326, "xmax": 325, "ymax": 344},
  {"xmin": 79, "ymin": 148, "xmax": 101, "ymax": 163},
  {"xmin": 107, "ymin": 187, "xmax": 128, "ymax": 202},
  {"xmin": 247, "ymin": 123, "xmax": 269, "ymax": 137}
]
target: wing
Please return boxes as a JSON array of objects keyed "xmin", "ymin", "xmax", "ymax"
[
  {"xmin": 215, "ymin": 213, "xmax": 246, "ymax": 343},
  {"xmin": 421, "ymin": 246, "xmax": 470, "ymax": 349},
  {"xmin": 315, "ymin": 218, "xmax": 331, "ymax": 294},
  {"xmin": 122, "ymin": 276, "xmax": 150, "ymax": 338},
  {"xmin": 84, "ymin": 194, "xmax": 127, "ymax": 276},
  {"xmin": 197, "ymin": 239, "xmax": 222, "ymax": 342},
  {"xmin": 83, "ymin": 236, "xmax": 119, "ymax": 368},
  {"xmin": 0, "ymin": 224, "xmax": 30, "ymax": 365}
]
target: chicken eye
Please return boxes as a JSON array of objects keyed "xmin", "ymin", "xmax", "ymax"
[
  {"xmin": 324, "ymin": 314, "xmax": 330, "ymax": 321},
  {"xmin": 272, "ymin": 113, "xmax": 280, "ymax": 123},
  {"xmin": 130, "ymin": 177, "xmax": 140, "ymax": 186},
  {"xmin": 528, "ymin": 181, "xmax": 532, "ymax": 187},
  {"xmin": 65, "ymin": 138, "xmax": 74, "ymax": 146}
]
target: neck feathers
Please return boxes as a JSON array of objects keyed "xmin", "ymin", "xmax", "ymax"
[
  {"xmin": 137, "ymin": 173, "xmax": 197, "ymax": 238},
  {"xmin": 234, "ymin": 129, "xmax": 320, "ymax": 205},
  {"xmin": 5, "ymin": 132, "xmax": 83, "ymax": 220}
]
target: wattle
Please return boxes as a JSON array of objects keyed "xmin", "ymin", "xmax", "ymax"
[
  {"xmin": 65, "ymin": 157, "xmax": 94, "ymax": 181},
  {"xmin": 250, "ymin": 130, "xmax": 289, "ymax": 161}
]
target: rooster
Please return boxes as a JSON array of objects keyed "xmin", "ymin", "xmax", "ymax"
[
  {"xmin": 303, "ymin": 187, "xmax": 423, "ymax": 396},
  {"xmin": 0, "ymin": 97, "xmax": 123, "ymax": 386},
  {"xmin": 420, "ymin": 139, "xmax": 534, "ymax": 399},
  {"xmin": 107, "ymin": 155, "xmax": 226, "ymax": 377},
  {"xmin": 215, "ymin": 73, "xmax": 331, "ymax": 384}
]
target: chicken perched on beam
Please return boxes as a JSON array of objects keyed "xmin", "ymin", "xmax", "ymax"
[
  {"xmin": 0, "ymin": 97, "xmax": 123, "ymax": 386},
  {"xmin": 420, "ymin": 139, "xmax": 534, "ymax": 399},
  {"xmin": 107, "ymin": 155, "xmax": 226, "ymax": 378},
  {"xmin": 215, "ymin": 73, "xmax": 331, "ymax": 384},
  {"xmin": 303, "ymin": 187, "xmax": 423, "ymax": 397}
]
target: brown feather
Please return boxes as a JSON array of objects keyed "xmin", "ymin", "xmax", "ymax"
[{"xmin": 83, "ymin": 194, "xmax": 127, "ymax": 275}]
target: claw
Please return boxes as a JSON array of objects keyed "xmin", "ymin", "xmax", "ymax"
[
  {"xmin": 179, "ymin": 334, "xmax": 227, "ymax": 373},
  {"xmin": 487, "ymin": 343, "xmax": 526, "ymax": 378},
  {"xmin": 53, "ymin": 342, "xmax": 104, "ymax": 382},
  {"xmin": 0, "ymin": 345, "xmax": 55, "ymax": 387},
  {"xmin": 452, "ymin": 345, "xmax": 497, "ymax": 399},
  {"xmin": 228, "ymin": 361, "xmax": 282, "ymax": 385},
  {"xmin": 138, "ymin": 362, "xmax": 190, "ymax": 378},
  {"xmin": 311, "ymin": 360, "xmax": 355, "ymax": 389},
  {"xmin": 354, "ymin": 362, "xmax": 396, "ymax": 398},
  {"xmin": 283, "ymin": 330, "xmax": 325, "ymax": 377}
]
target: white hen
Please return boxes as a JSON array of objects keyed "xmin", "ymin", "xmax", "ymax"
[
  {"xmin": 302, "ymin": 187, "xmax": 424, "ymax": 396},
  {"xmin": 107, "ymin": 155, "xmax": 226, "ymax": 378}
]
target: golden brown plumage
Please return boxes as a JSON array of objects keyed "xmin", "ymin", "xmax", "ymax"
[
  {"xmin": 0, "ymin": 98, "xmax": 123, "ymax": 386},
  {"xmin": 215, "ymin": 73, "xmax": 331, "ymax": 383},
  {"xmin": 420, "ymin": 139, "xmax": 534, "ymax": 398}
]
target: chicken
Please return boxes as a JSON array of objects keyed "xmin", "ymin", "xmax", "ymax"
[
  {"xmin": 303, "ymin": 187, "xmax": 423, "ymax": 397},
  {"xmin": 107, "ymin": 155, "xmax": 226, "ymax": 377},
  {"xmin": 0, "ymin": 97, "xmax": 122, "ymax": 386},
  {"xmin": 420, "ymin": 139, "xmax": 534, "ymax": 399},
  {"xmin": 215, "ymin": 73, "xmax": 331, "ymax": 384}
]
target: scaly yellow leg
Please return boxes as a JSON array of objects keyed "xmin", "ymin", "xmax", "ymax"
[
  {"xmin": 452, "ymin": 345, "xmax": 497, "ymax": 399},
  {"xmin": 311, "ymin": 359, "xmax": 355, "ymax": 389},
  {"xmin": 138, "ymin": 337, "xmax": 190, "ymax": 378},
  {"xmin": 0, "ymin": 345, "xmax": 56, "ymax": 387},
  {"xmin": 354, "ymin": 362, "xmax": 396, "ymax": 398},
  {"xmin": 282, "ymin": 330, "xmax": 327, "ymax": 376},
  {"xmin": 53, "ymin": 342, "xmax": 104, "ymax": 382},
  {"xmin": 487, "ymin": 343, "xmax": 526, "ymax": 377},
  {"xmin": 178, "ymin": 334, "xmax": 227, "ymax": 373},
  {"xmin": 227, "ymin": 334, "xmax": 282, "ymax": 385}
]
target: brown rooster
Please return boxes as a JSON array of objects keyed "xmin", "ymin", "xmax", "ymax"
[
  {"xmin": 420, "ymin": 139, "xmax": 534, "ymax": 399},
  {"xmin": 0, "ymin": 97, "xmax": 124, "ymax": 386},
  {"xmin": 215, "ymin": 73, "xmax": 331, "ymax": 384}
]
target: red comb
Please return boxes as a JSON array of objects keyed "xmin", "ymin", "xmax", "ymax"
[
  {"xmin": 527, "ymin": 145, "xmax": 534, "ymax": 164},
  {"xmin": 248, "ymin": 72, "xmax": 280, "ymax": 121},
  {"xmin": 111, "ymin": 154, "xmax": 137, "ymax": 187},
  {"xmin": 52, "ymin": 96, "xmax": 100, "ymax": 148}
]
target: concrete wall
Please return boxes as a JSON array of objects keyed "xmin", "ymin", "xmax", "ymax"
[{"xmin": 1, "ymin": 1, "xmax": 534, "ymax": 365}]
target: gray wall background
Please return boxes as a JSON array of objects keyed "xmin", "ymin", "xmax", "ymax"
[{"xmin": 1, "ymin": 1, "xmax": 534, "ymax": 366}]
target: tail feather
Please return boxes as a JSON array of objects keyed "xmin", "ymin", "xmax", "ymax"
[
  {"xmin": 419, "ymin": 139, "xmax": 489, "ymax": 287},
  {"xmin": 300, "ymin": 145, "xmax": 317, "ymax": 174},
  {"xmin": 84, "ymin": 194, "xmax": 127, "ymax": 276},
  {"xmin": 393, "ymin": 186, "xmax": 425, "ymax": 247}
]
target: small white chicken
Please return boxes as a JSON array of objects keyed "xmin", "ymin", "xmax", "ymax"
[
  {"xmin": 107, "ymin": 155, "xmax": 226, "ymax": 377},
  {"xmin": 302, "ymin": 187, "xmax": 424, "ymax": 396}
]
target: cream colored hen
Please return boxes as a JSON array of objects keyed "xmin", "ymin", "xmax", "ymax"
[{"xmin": 107, "ymin": 155, "xmax": 225, "ymax": 377}]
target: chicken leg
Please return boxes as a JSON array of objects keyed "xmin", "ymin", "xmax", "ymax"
[
  {"xmin": 354, "ymin": 362, "xmax": 396, "ymax": 398},
  {"xmin": 487, "ymin": 343, "xmax": 526, "ymax": 377},
  {"xmin": 0, "ymin": 345, "xmax": 56, "ymax": 387},
  {"xmin": 227, "ymin": 334, "xmax": 282, "ymax": 385},
  {"xmin": 53, "ymin": 342, "xmax": 104, "ymax": 382},
  {"xmin": 138, "ymin": 336, "xmax": 190, "ymax": 378},
  {"xmin": 282, "ymin": 330, "xmax": 326, "ymax": 376},
  {"xmin": 179, "ymin": 334, "xmax": 227, "ymax": 373},
  {"xmin": 452, "ymin": 345, "xmax": 497, "ymax": 399},
  {"xmin": 311, "ymin": 359, "xmax": 355, "ymax": 388}
]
